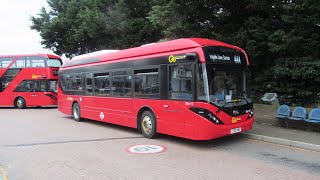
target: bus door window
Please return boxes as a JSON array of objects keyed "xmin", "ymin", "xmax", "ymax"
[
  {"xmin": 33, "ymin": 80, "xmax": 47, "ymax": 92},
  {"xmin": 169, "ymin": 64, "xmax": 193, "ymax": 100},
  {"xmin": 196, "ymin": 64, "xmax": 207, "ymax": 101},
  {"xmin": 85, "ymin": 73, "xmax": 93, "ymax": 95},
  {"xmin": 48, "ymin": 80, "xmax": 58, "ymax": 93}
]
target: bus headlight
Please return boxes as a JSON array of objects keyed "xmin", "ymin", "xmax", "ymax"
[
  {"xmin": 189, "ymin": 107, "xmax": 224, "ymax": 124},
  {"xmin": 246, "ymin": 109, "xmax": 254, "ymax": 119}
]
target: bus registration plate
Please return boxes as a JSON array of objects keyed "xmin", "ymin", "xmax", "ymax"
[{"xmin": 230, "ymin": 127, "xmax": 241, "ymax": 134}]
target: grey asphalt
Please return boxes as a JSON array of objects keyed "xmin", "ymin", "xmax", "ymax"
[
  {"xmin": 0, "ymin": 108, "xmax": 320, "ymax": 179},
  {"xmin": 243, "ymin": 122, "xmax": 320, "ymax": 152}
]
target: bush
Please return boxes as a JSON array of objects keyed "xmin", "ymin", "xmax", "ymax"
[{"xmin": 253, "ymin": 57, "xmax": 320, "ymax": 107}]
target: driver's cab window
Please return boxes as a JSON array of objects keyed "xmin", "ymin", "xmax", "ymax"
[
  {"xmin": 211, "ymin": 71, "xmax": 226, "ymax": 100},
  {"xmin": 208, "ymin": 68, "xmax": 243, "ymax": 102},
  {"xmin": 169, "ymin": 64, "xmax": 193, "ymax": 100}
]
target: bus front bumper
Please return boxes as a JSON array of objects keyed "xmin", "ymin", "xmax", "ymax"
[{"xmin": 185, "ymin": 117, "xmax": 254, "ymax": 140}]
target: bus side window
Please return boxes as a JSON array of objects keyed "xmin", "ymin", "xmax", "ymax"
[
  {"xmin": 17, "ymin": 58, "xmax": 26, "ymax": 68},
  {"xmin": 94, "ymin": 72, "xmax": 109, "ymax": 96},
  {"xmin": 1, "ymin": 69, "xmax": 21, "ymax": 91},
  {"xmin": 111, "ymin": 70, "xmax": 131, "ymax": 97},
  {"xmin": 10, "ymin": 58, "xmax": 26, "ymax": 69},
  {"xmin": 70, "ymin": 74, "xmax": 82, "ymax": 90},
  {"xmin": 134, "ymin": 68, "xmax": 159, "ymax": 99},
  {"xmin": 0, "ymin": 57, "xmax": 14, "ymax": 68},
  {"xmin": 26, "ymin": 56, "xmax": 46, "ymax": 68},
  {"xmin": 14, "ymin": 80, "xmax": 32, "ymax": 92}
]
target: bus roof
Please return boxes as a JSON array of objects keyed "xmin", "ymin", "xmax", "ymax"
[
  {"xmin": 64, "ymin": 38, "xmax": 248, "ymax": 67},
  {"xmin": 0, "ymin": 53, "xmax": 61, "ymax": 60},
  {"xmin": 71, "ymin": 50, "xmax": 120, "ymax": 61}
]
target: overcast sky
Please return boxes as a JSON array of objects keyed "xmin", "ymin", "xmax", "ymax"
[{"xmin": 0, "ymin": 0, "xmax": 54, "ymax": 55}]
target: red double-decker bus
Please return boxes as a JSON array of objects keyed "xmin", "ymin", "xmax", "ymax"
[
  {"xmin": 58, "ymin": 38, "xmax": 254, "ymax": 140},
  {"xmin": 0, "ymin": 53, "xmax": 62, "ymax": 108}
]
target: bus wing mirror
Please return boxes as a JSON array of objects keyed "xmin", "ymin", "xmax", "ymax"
[{"xmin": 185, "ymin": 53, "xmax": 197, "ymax": 61}]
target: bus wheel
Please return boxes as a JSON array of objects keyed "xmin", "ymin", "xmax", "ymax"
[
  {"xmin": 140, "ymin": 111, "xmax": 158, "ymax": 139},
  {"xmin": 72, "ymin": 102, "xmax": 82, "ymax": 122},
  {"xmin": 15, "ymin": 97, "xmax": 26, "ymax": 109}
]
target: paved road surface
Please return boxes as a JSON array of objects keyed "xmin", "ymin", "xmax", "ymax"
[{"xmin": 0, "ymin": 108, "xmax": 319, "ymax": 179}]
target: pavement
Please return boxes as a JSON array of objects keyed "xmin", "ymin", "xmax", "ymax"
[{"xmin": 242, "ymin": 122, "xmax": 320, "ymax": 152}]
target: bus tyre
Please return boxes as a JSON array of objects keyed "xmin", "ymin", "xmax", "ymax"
[
  {"xmin": 140, "ymin": 111, "xmax": 158, "ymax": 139},
  {"xmin": 15, "ymin": 97, "xmax": 26, "ymax": 109},
  {"xmin": 72, "ymin": 102, "xmax": 82, "ymax": 122}
]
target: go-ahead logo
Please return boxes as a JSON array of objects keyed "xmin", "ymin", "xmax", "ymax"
[
  {"xmin": 168, "ymin": 55, "xmax": 176, "ymax": 63},
  {"xmin": 231, "ymin": 117, "xmax": 241, "ymax": 123},
  {"xmin": 32, "ymin": 74, "xmax": 41, "ymax": 79}
]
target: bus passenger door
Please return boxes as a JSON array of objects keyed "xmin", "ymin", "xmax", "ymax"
[
  {"xmin": 158, "ymin": 64, "xmax": 193, "ymax": 137},
  {"xmin": 33, "ymin": 80, "xmax": 52, "ymax": 106},
  {"xmin": 82, "ymin": 73, "xmax": 95, "ymax": 119},
  {"xmin": 159, "ymin": 101, "xmax": 186, "ymax": 137}
]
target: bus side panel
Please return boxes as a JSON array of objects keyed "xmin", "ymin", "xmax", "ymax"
[
  {"xmin": 82, "ymin": 96, "xmax": 136, "ymax": 128},
  {"xmin": 58, "ymin": 92, "xmax": 72, "ymax": 115},
  {"xmin": 156, "ymin": 101, "xmax": 187, "ymax": 138},
  {"xmin": 9, "ymin": 92, "xmax": 57, "ymax": 107},
  {"xmin": 132, "ymin": 99, "xmax": 187, "ymax": 138},
  {"xmin": 0, "ymin": 93, "xmax": 14, "ymax": 106}
]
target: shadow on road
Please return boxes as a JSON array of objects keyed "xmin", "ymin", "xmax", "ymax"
[
  {"xmin": 59, "ymin": 116, "xmax": 245, "ymax": 150},
  {"xmin": 0, "ymin": 106, "xmax": 57, "ymax": 109}
]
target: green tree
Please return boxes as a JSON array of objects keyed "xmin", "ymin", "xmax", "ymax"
[
  {"xmin": 30, "ymin": 0, "xmax": 161, "ymax": 57},
  {"xmin": 245, "ymin": 0, "xmax": 320, "ymax": 105},
  {"xmin": 31, "ymin": 0, "xmax": 320, "ymax": 105},
  {"xmin": 31, "ymin": 0, "xmax": 111, "ymax": 57}
]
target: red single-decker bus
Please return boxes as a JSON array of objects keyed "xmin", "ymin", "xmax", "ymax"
[
  {"xmin": 58, "ymin": 38, "xmax": 254, "ymax": 140},
  {"xmin": 0, "ymin": 53, "xmax": 62, "ymax": 108}
]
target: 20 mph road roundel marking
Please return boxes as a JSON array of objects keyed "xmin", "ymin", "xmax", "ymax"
[{"xmin": 126, "ymin": 145, "xmax": 167, "ymax": 154}]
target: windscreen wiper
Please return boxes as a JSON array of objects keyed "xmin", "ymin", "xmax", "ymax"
[
  {"xmin": 215, "ymin": 97, "xmax": 249, "ymax": 113},
  {"xmin": 216, "ymin": 99, "xmax": 241, "ymax": 113}
]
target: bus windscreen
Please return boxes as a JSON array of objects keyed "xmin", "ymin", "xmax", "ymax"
[{"xmin": 47, "ymin": 58, "xmax": 62, "ymax": 67}]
